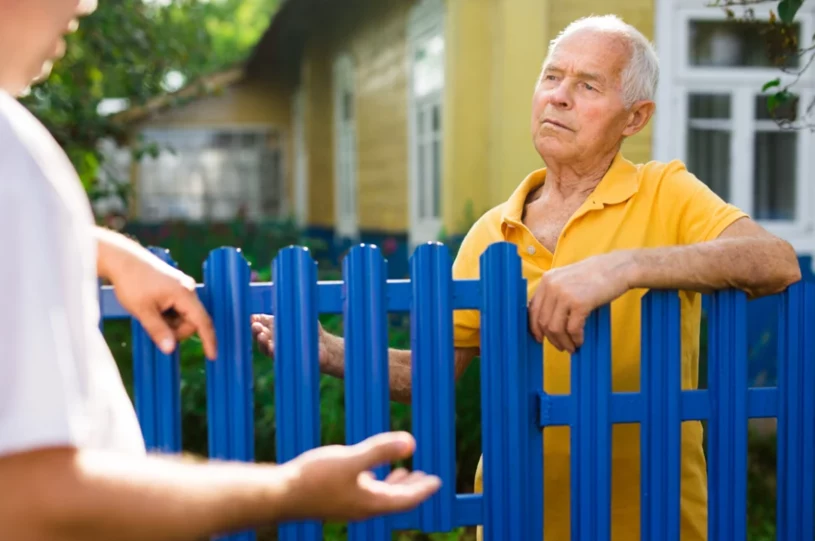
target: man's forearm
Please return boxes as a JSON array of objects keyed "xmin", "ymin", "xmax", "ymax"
[
  {"xmin": 1, "ymin": 447, "xmax": 296, "ymax": 541},
  {"xmin": 624, "ymin": 236, "xmax": 801, "ymax": 298},
  {"xmin": 319, "ymin": 335, "xmax": 478, "ymax": 405},
  {"xmin": 93, "ymin": 226, "xmax": 147, "ymax": 282},
  {"xmin": 321, "ymin": 333, "xmax": 414, "ymax": 404}
]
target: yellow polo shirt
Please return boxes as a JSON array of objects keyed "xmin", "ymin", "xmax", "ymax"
[{"xmin": 452, "ymin": 152, "xmax": 747, "ymax": 541}]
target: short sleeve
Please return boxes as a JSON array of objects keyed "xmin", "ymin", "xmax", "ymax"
[
  {"xmin": 658, "ymin": 162, "xmax": 749, "ymax": 245},
  {"xmin": 451, "ymin": 218, "xmax": 493, "ymax": 349},
  {"xmin": 0, "ymin": 146, "xmax": 91, "ymax": 457}
]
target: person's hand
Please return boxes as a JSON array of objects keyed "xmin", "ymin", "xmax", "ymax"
[
  {"xmin": 281, "ymin": 431, "xmax": 441, "ymax": 522},
  {"xmin": 528, "ymin": 250, "xmax": 636, "ymax": 352},
  {"xmin": 102, "ymin": 236, "xmax": 217, "ymax": 360},
  {"xmin": 251, "ymin": 314, "xmax": 334, "ymax": 369}
]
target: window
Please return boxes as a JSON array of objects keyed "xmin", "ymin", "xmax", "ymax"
[
  {"xmin": 333, "ymin": 54, "xmax": 358, "ymax": 240},
  {"xmin": 668, "ymin": 7, "xmax": 815, "ymax": 236},
  {"xmin": 136, "ymin": 127, "xmax": 285, "ymax": 222},
  {"xmin": 408, "ymin": 0, "xmax": 445, "ymax": 247}
]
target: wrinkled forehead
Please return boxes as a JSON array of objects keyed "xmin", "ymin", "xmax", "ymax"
[{"xmin": 543, "ymin": 29, "xmax": 630, "ymax": 80}]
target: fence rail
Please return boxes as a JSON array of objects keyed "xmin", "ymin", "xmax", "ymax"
[{"xmin": 99, "ymin": 242, "xmax": 815, "ymax": 541}]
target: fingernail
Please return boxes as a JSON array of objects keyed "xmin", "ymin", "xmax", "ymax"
[{"xmin": 160, "ymin": 338, "xmax": 176, "ymax": 354}]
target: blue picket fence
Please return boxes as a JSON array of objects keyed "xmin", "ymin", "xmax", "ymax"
[{"xmin": 98, "ymin": 241, "xmax": 815, "ymax": 541}]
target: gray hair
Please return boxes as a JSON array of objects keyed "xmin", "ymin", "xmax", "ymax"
[{"xmin": 542, "ymin": 15, "xmax": 659, "ymax": 108}]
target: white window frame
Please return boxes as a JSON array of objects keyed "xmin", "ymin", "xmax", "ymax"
[
  {"xmin": 332, "ymin": 53, "xmax": 359, "ymax": 241},
  {"xmin": 655, "ymin": 0, "xmax": 815, "ymax": 242},
  {"xmin": 292, "ymin": 86, "xmax": 309, "ymax": 227},
  {"xmin": 407, "ymin": 0, "xmax": 445, "ymax": 248}
]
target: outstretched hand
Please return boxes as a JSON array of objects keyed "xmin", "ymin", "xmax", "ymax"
[{"xmin": 282, "ymin": 431, "xmax": 441, "ymax": 522}]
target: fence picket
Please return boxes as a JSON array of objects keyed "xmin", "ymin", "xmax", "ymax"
[
  {"xmin": 409, "ymin": 243, "xmax": 456, "ymax": 532},
  {"xmin": 706, "ymin": 290, "xmax": 748, "ymax": 541},
  {"xmin": 131, "ymin": 247, "xmax": 181, "ymax": 453},
  {"xmin": 202, "ymin": 248, "xmax": 255, "ymax": 541},
  {"xmin": 640, "ymin": 290, "xmax": 682, "ymax": 541},
  {"xmin": 343, "ymin": 245, "xmax": 392, "ymax": 541},
  {"xmin": 776, "ymin": 281, "xmax": 815, "ymax": 541},
  {"xmin": 272, "ymin": 246, "xmax": 322, "ymax": 541},
  {"xmin": 571, "ymin": 304, "xmax": 612, "ymax": 541},
  {"xmin": 478, "ymin": 242, "xmax": 539, "ymax": 540}
]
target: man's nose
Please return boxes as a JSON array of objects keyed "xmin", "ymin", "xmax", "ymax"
[{"xmin": 549, "ymin": 83, "xmax": 573, "ymax": 108}]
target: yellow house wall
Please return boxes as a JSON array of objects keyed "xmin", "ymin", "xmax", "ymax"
[
  {"xmin": 442, "ymin": 0, "xmax": 550, "ymax": 235},
  {"xmin": 548, "ymin": 1, "xmax": 655, "ymax": 164},
  {"xmin": 303, "ymin": 0, "xmax": 411, "ymax": 233},
  {"xmin": 128, "ymin": 78, "xmax": 295, "ymax": 218},
  {"xmin": 441, "ymin": 0, "xmax": 493, "ymax": 233},
  {"xmin": 301, "ymin": 38, "xmax": 335, "ymax": 229}
]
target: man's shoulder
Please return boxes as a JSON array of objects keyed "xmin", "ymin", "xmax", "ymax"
[
  {"xmin": 633, "ymin": 158, "xmax": 707, "ymax": 196},
  {"xmin": 0, "ymin": 93, "xmax": 89, "ymax": 219}
]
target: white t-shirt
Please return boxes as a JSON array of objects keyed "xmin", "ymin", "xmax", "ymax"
[{"xmin": 0, "ymin": 91, "xmax": 146, "ymax": 457}]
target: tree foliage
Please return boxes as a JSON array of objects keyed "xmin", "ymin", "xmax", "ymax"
[
  {"xmin": 711, "ymin": 0, "xmax": 814, "ymax": 129},
  {"xmin": 18, "ymin": 0, "xmax": 279, "ymax": 200}
]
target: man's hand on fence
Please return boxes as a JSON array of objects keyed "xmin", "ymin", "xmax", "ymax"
[
  {"xmin": 279, "ymin": 431, "xmax": 441, "ymax": 521},
  {"xmin": 528, "ymin": 250, "xmax": 636, "ymax": 353},
  {"xmin": 251, "ymin": 315, "xmax": 335, "ymax": 369}
]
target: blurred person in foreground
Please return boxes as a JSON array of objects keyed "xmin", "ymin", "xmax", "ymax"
[
  {"xmin": 252, "ymin": 14, "xmax": 802, "ymax": 541},
  {"xmin": 0, "ymin": 1, "xmax": 440, "ymax": 540}
]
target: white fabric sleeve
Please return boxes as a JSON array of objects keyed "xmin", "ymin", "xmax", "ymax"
[{"xmin": 0, "ymin": 158, "xmax": 92, "ymax": 457}]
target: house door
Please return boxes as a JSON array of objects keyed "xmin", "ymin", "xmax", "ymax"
[
  {"xmin": 333, "ymin": 53, "xmax": 359, "ymax": 241},
  {"xmin": 408, "ymin": 0, "xmax": 445, "ymax": 248}
]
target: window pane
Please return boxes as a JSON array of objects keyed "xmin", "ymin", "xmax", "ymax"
[
  {"xmin": 413, "ymin": 34, "xmax": 444, "ymax": 97},
  {"xmin": 689, "ymin": 20, "xmax": 799, "ymax": 68},
  {"xmin": 689, "ymin": 93, "xmax": 730, "ymax": 119},
  {"xmin": 754, "ymin": 131, "xmax": 796, "ymax": 221},
  {"xmin": 687, "ymin": 129, "xmax": 731, "ymax": 200}
]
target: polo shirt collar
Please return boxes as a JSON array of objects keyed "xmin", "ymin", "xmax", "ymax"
[{"xmin": 500, "ymin": 152, "xmax": 639, "ymax": 235}]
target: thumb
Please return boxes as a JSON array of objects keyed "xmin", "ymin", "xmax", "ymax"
[
  {"xmin": 351, "ymin": 432, "xmax": 416, "ymax": 471},
  {"xmin": 137, "ymin": 308, "xmax": 177, "ymax": 355}
]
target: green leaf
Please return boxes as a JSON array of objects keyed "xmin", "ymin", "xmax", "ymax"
[
  {"xmin": 762, "ymin": 78, "xmax": 781, "ymax": 92},
  {"xmin": 778, "ymin": 0, "xmax": 803, "ymax": 24}
]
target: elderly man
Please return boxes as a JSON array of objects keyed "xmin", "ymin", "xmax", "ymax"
[
  {"xmin": 253, "ymin": 14, "xmax": 801, "ymax": 541},
  {"xmin": 0, "ymin": 1, "xmax": 441, "ymax": 539}
]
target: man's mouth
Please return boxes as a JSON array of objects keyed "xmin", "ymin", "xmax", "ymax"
[{"xmin": 542, "ymin": 118, "xmax": 571, "ymax": 130}]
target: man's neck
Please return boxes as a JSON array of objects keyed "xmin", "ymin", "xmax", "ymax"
[{"xmin": 542, "ymin": 150, "xmax": 618, "ymax": 200}]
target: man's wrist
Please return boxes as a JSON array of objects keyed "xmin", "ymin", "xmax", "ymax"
[{"xmin": 94, "ymin": 227, "xmax": 150, "ymax": 283}]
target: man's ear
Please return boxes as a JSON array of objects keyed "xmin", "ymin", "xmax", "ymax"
[{"xmin": 622, "ymin": 100, "xmax": 656, "ymax": 137}]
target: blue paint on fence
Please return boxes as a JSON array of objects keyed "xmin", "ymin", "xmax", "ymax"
[
  {"xmin": 707, "ymin": 290, "xmax": 748, "ymax": 540},
  {"xmin": 640, "ymin": 291, "xmax": 682, "ymax": 541},
  {"xmin": 98, "ymin": 242, "xmax": 815, "ymax": 541},
  {"xmin": 131, "ymin": 247, "xmax": 181, "ymax": 453},
  {"xmin": 409, "ymin": 243, "xmax": 456, "ymax": 532},
  {"xmin": 343, "ymin": 245, "xmax": 392, "ymax": 540},
  {"xmin": 203, "ymin": 248, "xmax": 255, "ymax": 541},
  {"xmin": 272, "ymin": 246, "xmax": 322, "ymax": 541},
  {"xmin": 571, "ymin": 305, "xmax": 611, "ymax": 541},
  {"xmin": 776, "ymin": 281, "xmax": 815, "ymax": 541}
]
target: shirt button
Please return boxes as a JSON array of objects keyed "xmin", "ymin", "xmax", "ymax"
[{"xmin": 527, "ymin": 245, "xmax": 536, "ymax": 255}]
